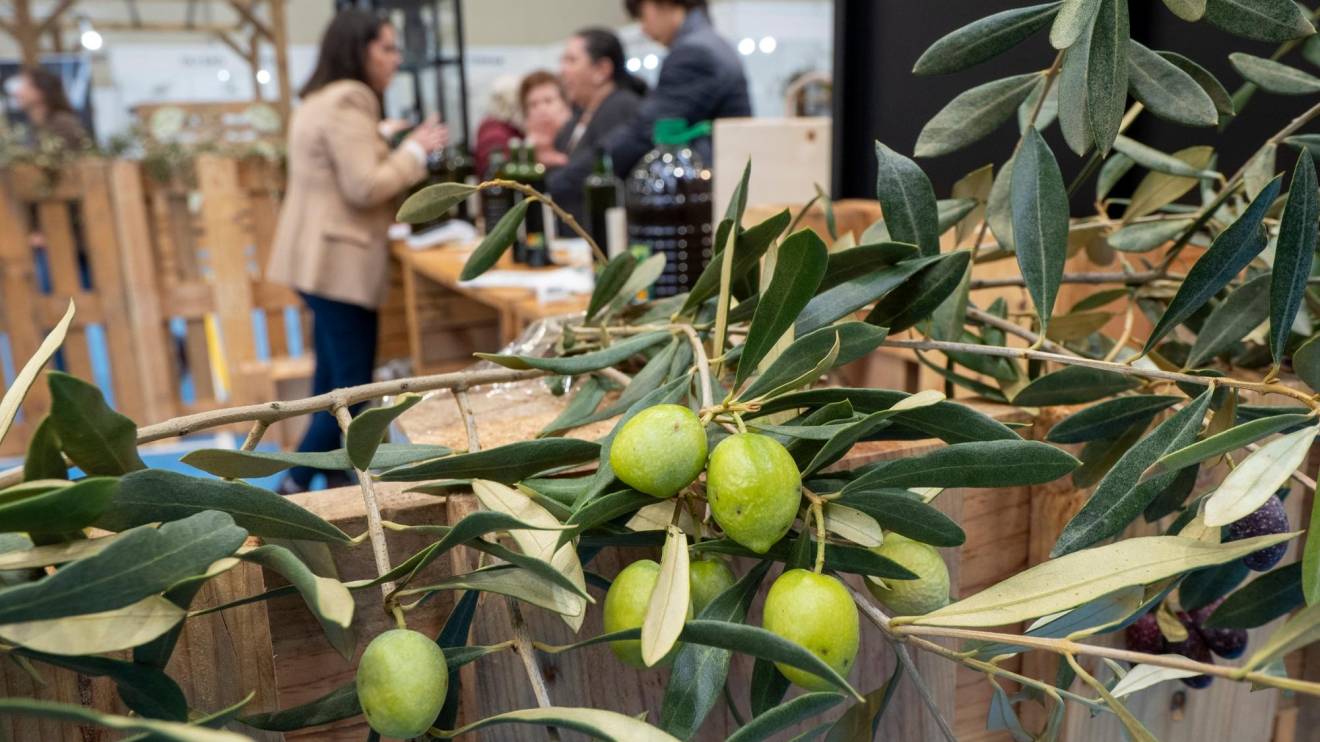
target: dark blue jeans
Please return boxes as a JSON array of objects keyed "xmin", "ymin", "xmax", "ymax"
[{"xmin": 287, "ymin": 291, "xmax": 379, "ymax": 488}]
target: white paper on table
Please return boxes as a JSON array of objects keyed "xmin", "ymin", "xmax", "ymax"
[
  {"xmin": 404, "ymin": 220, "xmax": 479, "ymax": 250},
  {"xmin": 459, "ymin": 266, "xmax": 594, "ymax": 303}
]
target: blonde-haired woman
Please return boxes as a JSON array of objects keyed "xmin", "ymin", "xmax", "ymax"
[{"xmin": 474, "ymin": 75, "xmax": 524, "ymax": 176}]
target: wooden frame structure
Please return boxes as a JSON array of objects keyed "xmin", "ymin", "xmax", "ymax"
[{"xmin": 0, "ymin": 1, "xmax": 292, "ymax": 125}]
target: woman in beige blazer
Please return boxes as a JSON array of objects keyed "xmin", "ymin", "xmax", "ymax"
[{"xmin": 268, "ymin": 8, "xmax": 446, "ymax": 494}]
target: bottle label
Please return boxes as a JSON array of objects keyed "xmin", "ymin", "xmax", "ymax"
[{"xmin": 605, "ymin": 207, "xmax": 627, "ymax": 258}]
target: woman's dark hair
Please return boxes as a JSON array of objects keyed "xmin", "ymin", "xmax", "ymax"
[
  {"xmin": 624, "ymin": 0, "xmax": 707, "ymax": 19},
  {"xmin": 300, "ymin": 9, "xmax": 390, "ymax": 99},
  {"xmin": 519, "ymin": 69, "xmax": 566, "ymax": 115},
  {"xmin": 21, "ymin": 66, "xmax": 75, "ymax": 116},
  {"xmin": 576, "ymin": 27, "xmax": 647, "ymax": 97}
]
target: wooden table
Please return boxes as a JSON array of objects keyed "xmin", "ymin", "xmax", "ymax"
[{"xmin": 390, "ymin": 240, "xmax": 591, "ymax": 374}]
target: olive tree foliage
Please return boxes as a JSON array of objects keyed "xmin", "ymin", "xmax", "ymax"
[{"xmin": 6, "ymin": 1, "xmax": 1320, "ymax": 740}]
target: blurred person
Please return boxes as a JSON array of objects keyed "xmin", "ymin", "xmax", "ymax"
[
  {"xmin": 519, "ymin": 70, "xmax": 571, "ymax": 169},
  {"xmin": 13, "ymin": 66, "xmax": 88, "ymax": 149},
  {"xmin": 545, "ymin": 28, "xmax": 644, "ymax": 219},
  {"xmin": 606, "ymin": 0, "xmax": 751, "ymax": 175},
  {"xmin": 267, "ymin": 8, "xmax": 447, "ymax": 495},
  {"xmin": 474, "ymin": 74, "xmax": 523, "ymax": 176}
]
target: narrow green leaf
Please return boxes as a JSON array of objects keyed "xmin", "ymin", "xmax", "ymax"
[
  {"xmin": 755, "ymin": 388, "xmax": 1021, "ymax": 444},
  {"xmin": 750, "ymin": 657, "xmax": 791, "ymax": 717},
  {"xmin": 906, "ymin": 532, "xmax": 1295, "ymax": 627},
  {"xmin": 820, "ymin": 243, "xmax": 920, "ymax": 291},
  {"xmin": 379, "ymin": 438, "xmax": 598, "ymax": 483},
  {"xmin": 23, "ymin": 416, "xmax": 66, "ymax": 481},
  {"xmin": 1186, "ymin": 272, "xmax": 1271, "ymax": 367},
  {"xmin": 1012, "ymin": 127, "xmax": 1069, "ymax": 333},
  {"xmin": 682, "ymin": 210, "xmax": 791, "ymax": 314},
  {"xmin": 460, "ymin": 198, "xmax": 529, "ymax": 280},
  {"xmin": 1162, "ymin": 0, "xmax": 1206, "ymax": 20},
  {"xmin": 916, "ymin": 74, "xmax": 1040, "ymax": 157},
  {"xmin": 1271, "ymin": 149, "xmax": 1319, "ymax": 365},
  {"xmin": 47, "ymin": 371, "xmax": 144, "ymax": 475},
  {"xmin": 586, "ymin": 252, "xmax": 637, "ymax": 320},
  {"xmin": 1158, "ymin": 51, "xmax": 1235, "ymax": 116},
  {"xmin": 736, "ymin": 230, "xmax": 828, "ymax": 389},
  {"xmin": 1013, "ymin": 365, "xmax": 1139, "ymax": 406},
  {"xmin": 436, "ymin": 706, "xmax": 681, "ymax": 741},
  {"xmin": 835, "ymin": 489, "xmax": 966, "ymax": 546},
  {"xmin": 20, "ymin": 648, "xmax": 188, "ymax": 721},
  {"xmin": 239, "ymin": 680, "xmax": 360, "ymax": 731},
  {"xmin": 1177, "ymin": 558, "xmax": 1248, "ymax": 609},
  {"xmin": 914, "ymin": 3, "xmax": 1061, "ymax": 75},
  {"xmin": 802, "ymin": 392, "xmax": 944, "ymax": 477},
  {"xmin": 1205, "ymin": 0, "xmax": 1315, "ymax": 41},
  {"xmin": 874, "ymin": 141, "xmax": 940, "ymax": 257},
  {"xmin": 0, "ymin": 477, "xmax": 116, "ymax": 533},
  {"xmin": 844, "ymin": 440, "xmax": 1079, "ymax": 491},
  {"xmin": 240, "ymin": 544, "xmax": 355, "ymax": 660},
  {"xmin": 604, "ymin": 252, "xmax": 667, "ymax": 317},
  {"xmin": 0, "ymin": 300, "xmax": 73, "ymax": 448},
  {"xmin": 1052, "ymin": 0, "xmax": 1100, "ymax": 48},
  {"xmin": 0, "ymin": 595, "xmax": 187, "ymax": 655},
  {"xmin": 1148, "ymin": 413, "xmax": 1313, "ymax": 477},
  {"xmin": 1087, "ymin": 0, "xmax": 1130, "ymax": 154},
  {"xmin": 682, "ymin": 620, "xmax": 860, "ymax": 699},
  {"xmin": 0, "ymin": 698, "xmax": 246, "ymax": 742},
  {"xmin": 796, "ymin": 254, "xmax": 940, "ymax": 334},
  {"xmin": 540, "ymin": 375, "xmax": 611, "ymax": 436},
  {"xmin": 1058, "ymin": 26, "xmax": 1094, "ymax": 156},
  {"xmin": 866, "ymin": 250, "xmax": 973, "ymax": 332},
  {"xmin": 692, "ymin": 538, "xmax": 917, "ymax": 580},
  {"xmin": 100, "ymin": 470, "xmax": 350, "ymax": 543},
  {"xmin": 1123, "ymin": 145, "xmax": 1215, "ymax": 221},
  {"xmin": 642, "ymin": 524, "xmax": 691, "ymax": 666},
  {"xmin": 397, "ymin": 181, "xmax": 480, "ymax": 224},
  {"xmin": 478, "ymin": 330, "xmax": 670, "ymax": 373},
  {"xmin": 1208, "ymin": 562, "xmax": 1304, "ymax": 628},
  {"xmin": 966, "ymin": 587, "xmax": 1143, "ymax": 659},
  {"xmin": 1245, "ymin": 598, "xmax": 1320, "ymax": 670},
  {"xmin": 1144, "ymin": 175, "xmax": 1282, "ymax": 352},
  {"xmin": 1308, "ymin": 492, "xmax": 1320, "ymax": 604},
  {"xmin": 1204, "ymin": 424, "xmax": 1319, "ymax": 526},
  {"xmin": 1113, "ymin": 136, "xmax": 1216, "ymax": 178},
  {"xmin": 1296, "ymin": 335, "xmax": 1320, "ymax": 393},
  {"xmin": 1046, "ymin": 395, "xmax": 1181, "ymax": 443},
  {"xmin": 1231, "ymin": 53, "xmax": 1320, "ymax": 94},
  {"xmin": 1126, "ymin": 41, "xmax": 1217, "ymax": 126},
  {"xmin": 181, "ymin": 443, "xmax": 450, "ymax": 479},
  {"xmin": 0, "ymin": 511, "xmax": 246, "ymax": 624},
  {"xmin": 825, "ymin": 662, "xmax": 902, "ymax": 742},
  {"xmin": 727, "ymin": 692, "xmax": 845, "ymax": 742},
  {"xmin": 345, "ymin": 393, "xmax": 421, "ymax": 470},
  {"xmin": 1053, "ymin": 391, "xmax": 1212, "ymax": 555},
  {"xmin": 1097, "ymin": 154, "xmax": 1135, "ymax": 202},
  {"xmin": 740, "ymin": 323, "xmax": 887, "ymax": 402}
]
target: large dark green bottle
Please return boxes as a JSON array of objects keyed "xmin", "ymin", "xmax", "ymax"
[
  {"xmin": 504, "ymin": 138, "xmax": 529, "ymax": 263},
  {"xmin": 584, "ymin": 149, "xmax": 624, "ymax": 257},
  {"xmin": 521, "ymin": 142, "xmax": 551, "ymax": 268},
  {"xmin": 480, "ymin": 149, "xmax": 516, "ymax": 250},
  {"xmin": 625, "ymin": 118, "xmax": 714, "ymax": 297}
]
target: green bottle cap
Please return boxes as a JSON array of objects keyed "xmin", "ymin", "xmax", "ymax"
[{"xmin": 653, "ymin": 118, "xmax": 713, "ymax": 146}]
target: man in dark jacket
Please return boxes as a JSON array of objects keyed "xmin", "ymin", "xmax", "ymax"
[{"xmin": 606, "ymin": 0, "xmax": 752, "ymax": 177}]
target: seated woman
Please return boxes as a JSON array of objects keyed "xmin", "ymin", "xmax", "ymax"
[
  {"xmin": 545, "ymin": 28, "xmax": 645, "ymax": 221},
  {"xmin": 519, "ymin": 69, "xmax": 572, "ymax": 170}
]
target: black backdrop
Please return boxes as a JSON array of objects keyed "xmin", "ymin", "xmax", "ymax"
[{"xmin": 832, "ymin": 0, "xmax": 1316, "ymax": 205}]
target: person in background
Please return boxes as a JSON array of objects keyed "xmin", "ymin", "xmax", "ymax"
[
  {"xmin": 267, "ymin": 8, "xmax": 447, "ymax": 495},
  {"xmin": 13, "ymin": 66, "xmax": 88, "ymax": 149},
  {"xmin": 474, "ymin": 74, "xmax": 523, "ymax": 177},
  {"xmin": 606, "ymin": 0, "xmax": 751, "ymax": 176},
  {"xmin": 545, "ymin": 28, "xmax": 644, "ymax": 220},
  {"xmin": 520, "ymin": 69, "xmax": 572, "ymax": 169}
]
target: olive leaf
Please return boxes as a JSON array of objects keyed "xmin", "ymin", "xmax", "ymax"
[
  {"xmin": 1058, "ymin": 24, "xmax": 1094, "ymax": 155},
  {"xmin": 1123, "ymin": 145, "xmax": 1214, "ymax": 221},
  {"xmin": 0, "ymin": 299, "xmax": 73, "ymax": 448},
  {"xmin": 1208, "ymin": 562, "xmax": 1304, "ymax": 627},
  {"xmin": 1087, "ymin": 0, "xmax": 1130, "ymax": 154},
  {"xmin": 0, "ymin": 595, "xmax": 187, "ymax": 656},
  {"xmin": 0, "ymin": 698, "xmax": 247, "ymax": 742},
  {"xmin": 586, "ymin": 251, "xmax": 637, "ymax": 320},
  {"xmin": 1143, "ymin": 174, "xmax": 1282, "ymax": 352},
  {"xmin": 916, "ymin": 74, "xmax": 1041, "ymax": 157},
  {"xmin": 642, "ymin": 524, "xmax": 691, "ymax": 666},
  {"xmin": 459, "ymin": 198, "xmax": 530, "ymax": 280},
  {"xmin": 1113, "ymin": 136, "xmax": 1216, "ymax": 179},
  {"xmin": 23, "ymin": 416, "xmax": 66, "ymax": 482},
  {"xmin": 1185, "ymin": 272, "xmax": 1271, "ymax": 367},
  {"xmin": 47, "ymin": 371, "xmax": 145, "ymax": 475},
  {"xmin": 345, "ymin": 393, "xmax": 421, "ymax": 470},
  {"xmin": 1046, "ymin": 395, "xmax": 1181, "ymax": 443},
  {"xmin": 1126, "ymin": 41, "xmax": 1217, "ymax": 126},
  {"xmin": 181, "ymin": 443, "xmax": 451, "ymax": 478},
  {"xmin": 1145, "ymin": 412, "xmax": 1314, "ymax": 477},
  {"xmin": 843, "ymin": 440, "xmax": 1079, "ymax": 492},
  {"xmin": 1158, "ymin": 51, "xmax": 1235, "ymax": 117},
  {"xmin": 478, "ymin": 330, "xmax": 671, "ymax": 373},
  {"xmin": 435, "ymin": 706, "xmax": 682, "ymax": 742},
  {"xmin": 835, "ymin": 490, "xmax": 966, "ymax": 546},
  {"xmin": 1161, "ymin": 0, "xmax": 1206, "ymax": 21},
  {"xmin": 1012, "ymin": 127, "xmax": 1069, "ymax": 334},
  {"xmin": 682, "ymin": 209, "xmax": 791, "ymax": 314},
  {"xmin": 1204, "ymin": 0, "xmax": 1315, "ymax": 42},
  {"xmin": 1245, "ymin": 599, "xmax": 1320, "ymax": 671},
  {"xmin": 726, "ymin": 692, "xmax": 846, "ymax": 742},
  {"xmin": 902, "ymin": 532, "xmax": 1295, "ymax": 627},
  {"xmin": 397, "ymin": 181, "xmax": 480, "ymax": 224},
  {"xmin": 379, "ymin": 438, "xmax": 600, "ymax": 483},
  {"xmin": 1013, "ymin": 365, "xmax": 1139, "ymax": 406},
  {"xmin": 1230, "ymin": 53, "xmax": 1320, "ymax": 94},
  {"xmin": 1053, "ymin": 390, "xmax": 1212, "ymax": 556},
  {"xmin": 913, "ymin": 2, "xmax": 1061, "ymax": 75},
  {"xmin": 735, "ymin": 229, "xmax": 828, "ymax": 390},
  {"xmin": 1270, "ymin": 149, "xmax": 1319, "ymax": 366},
  {"xmin": 796, "ymin": 253, "xmax": 941, "ymax": 334},
  {"xmin": 240, "ymin": 544, "xmax": 355, "ymax": 660},
  {"xmin": 1203, "ymin": 424, "xmax": 1319, "ymax": 526},
  {"xmin": 866, "ymin": 250, "xmax": 972, "ymax": 332},
  {"xmin": 740, "ymin": 323, "xmax": 887, "ymax": 402},
  {"xmin": 0, "ymin": 477, "xmax": 117, "ymax": 534},
  {"xmin": 874, "ymin": 141, "xmax": 940, "ymax": 257},
  {"xmin": 1052, "ymin": 0, "xmax": 1100, "ymax": 48}
]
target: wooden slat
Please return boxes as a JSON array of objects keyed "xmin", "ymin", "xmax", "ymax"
[
  {"xmin": 110, "ymin": 160, "xmax": 178, "ymax": 424},
  {"xmin": 197, "ymin": 155, "xmax": 260, "ymax": 403},
  {"xmin": 37, "ymin": 198, "xmax": 94, "ymax": 382},
  {"xmin": 79, "ymin": 160, "xmax": 148, "ymax": 423},
  {"xmin": 184, "ymin": 319, "xmax": 217, "ymax": 405}
]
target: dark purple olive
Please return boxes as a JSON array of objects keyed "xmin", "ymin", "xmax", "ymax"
[
  {"xmin": 1224, "ymin": 495, "xmax": 1290, "ymax": 572},
  {"xmin": 1170, "ymin": 612, "xmax": 1214, "ymax": 689},
  {"xmin": 1124, "ymin": 612, "xmax": 1167, "ymax": 655},
  {"xmin": 1190, "ymin": 600, "xmax": 1248, "ymax": 660}
]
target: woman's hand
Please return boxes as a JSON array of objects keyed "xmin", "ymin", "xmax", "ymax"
[
  {"xmin": 379, "ymin": 118, "xmax": 413, "ymax": 140},
  {"xmin": 406, "ymin": 114, "xmax": 449, "ymax": 154}
]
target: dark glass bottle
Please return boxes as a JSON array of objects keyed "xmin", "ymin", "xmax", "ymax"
[
  {"xmin": 624, "ymin": 118, "xmax": 714, "ymax": 297},
  {"xmin": 584, "ymin": 149, "xmax": 624, "ymax": 257},
  {"xmin": 446, "ymin": 144, "xmax": 477, "ymax": 222},
  {"xmin": 521, "ymin": 142, "xmax": 551, "ymax": 267},
  {"xmin": 504, "ymin": 138, "xmax": 528, "ymax": 263},
  {"xmin": 480, "ymin": 150, "xmax": 516, "ymax": 251}
]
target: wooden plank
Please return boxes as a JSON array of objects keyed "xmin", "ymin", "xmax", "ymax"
[
  {"xmin": 36, "ymin": 197, "xmax": 94, "ymax": 382},
  {"xmin": 196, "ymin": 155, "xmax": 260, "ymax": 403},
  {"xmin": 184, "ymin": 319, "xmax": 217, "ymax": 405},
  {"xmin": 79, "ymin": 160, "xmax": 148, "ymax": 423},
  {"xmin": 0, "ymin": 172, "xmax": 45, "ymax": 455}
]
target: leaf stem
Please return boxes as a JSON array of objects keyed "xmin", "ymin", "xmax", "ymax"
[
  {"xmin": 482, "ymin": 178, "xmax": 607, "ymax": 264},
  {"xmin": 679, "ymin": 324, "xmax": 715, "ymax": 410},
  {"xmin": 811, "ymin": 499, "xmax": 826, "ymax": 574},
  {"xmin": 333, "ymin": 405, "xmax": 395, "ymax": 598}
]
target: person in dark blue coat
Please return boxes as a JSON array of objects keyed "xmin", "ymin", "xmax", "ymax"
[{"xmin": 606, "ymin": 0, "xmax": 752, "ymax": 177}]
